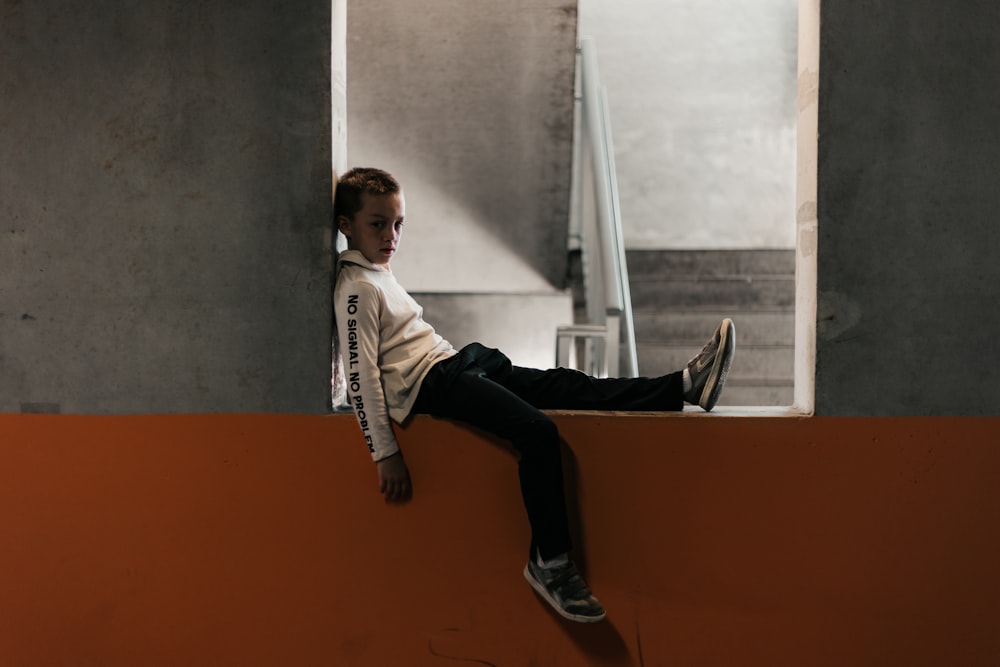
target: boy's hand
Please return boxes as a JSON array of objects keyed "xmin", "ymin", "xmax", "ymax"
[{"xmin": 376, "ymin": 452, "xmax": 412, "ymax": 502}]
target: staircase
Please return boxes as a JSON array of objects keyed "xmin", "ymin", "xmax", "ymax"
[
  {"xmin": 625, "ymin": 249, "xmax": 795, "ymax": 407},
  {"xmin": 411, "ymin": 249, "xmax": 795, "ymax": 408}
]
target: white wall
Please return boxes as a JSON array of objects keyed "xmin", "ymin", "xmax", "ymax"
[
  {"xmin": 579, "ymin": 0, "xmax": 798, "ymax": 249},
  {"xmin": 345, "ymin": 0, "xmax": 578, "ymax": 293}
]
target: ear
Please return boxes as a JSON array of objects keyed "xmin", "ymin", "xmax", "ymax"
[{"xmin": 336, "ymin": 215, "xmax": 352, "ymax": 237}]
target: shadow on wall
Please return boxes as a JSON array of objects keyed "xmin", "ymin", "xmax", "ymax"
[{"xmin": 345, "ymin": 0, "xmax": 580, "ymax": 292}]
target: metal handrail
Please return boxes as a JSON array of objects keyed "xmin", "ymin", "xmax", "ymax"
[{"xmin": 569, "ymin": 37, "xmax": 638, "ymax": 377}]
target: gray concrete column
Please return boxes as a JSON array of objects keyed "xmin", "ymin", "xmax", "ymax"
[
  {"xmin": 815, "ymin": 0, "xmax": 1000, "ymax": 414},
  {"xmin": 1, "ymin": 1, "xmax": 332, "ymax": 413}
]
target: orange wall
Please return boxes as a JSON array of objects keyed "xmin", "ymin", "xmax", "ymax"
[{"xmin": 2, "ymin": 413, "xmax": 999, "ymax": 666}]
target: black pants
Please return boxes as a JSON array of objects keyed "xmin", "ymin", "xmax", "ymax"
[{"xmin": 412, "ymin": 342, "xmax": 684, "ymax": 561}]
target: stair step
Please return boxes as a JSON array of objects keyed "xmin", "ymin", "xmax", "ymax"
[
  {"xmin": 626, "ymin": 249, "xmax": 795, "ymax": 279},
  {"xmin": 637, "ymin": 345, "xmax": 794, "ymax": 382},
  {"xmin": 633, "ymin": 311, "xmax": 794, "ymax": 347},
  {"xmin": 630, "ymin": 276, "xmax": 795, "ymax": 310},
  {"xmin": 713, "ymin": 384, "xmax": 794, "ymax": 408}
]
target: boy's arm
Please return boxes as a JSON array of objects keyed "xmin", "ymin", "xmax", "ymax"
[
  {"xmin": 376, "ymin": 452, "xmax": 411, "ymax": 503},
  {"xmin": 335, "ymin": 281, "xmax": 411, "ymax": 501}
]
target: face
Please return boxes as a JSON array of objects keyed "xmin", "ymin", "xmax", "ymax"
[{"xmin": 338, "ymin": 191, "xmax": 405, "ymax": 266}]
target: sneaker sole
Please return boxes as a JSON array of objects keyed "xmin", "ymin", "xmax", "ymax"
[
  {"xmin": 523, "ymin": 564, "xmax": 607, "ymax": 624},
  {"xmin": 699, "ymin": 318, "xmax": 735, "ymax": 411}
]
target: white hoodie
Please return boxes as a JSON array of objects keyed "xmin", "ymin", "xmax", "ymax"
[{"xmin": 333, "ymin": 250, "xmax": 457, "ymax": 461}]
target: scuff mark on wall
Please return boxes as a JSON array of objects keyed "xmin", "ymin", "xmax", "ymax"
[
  {"xmin": 427, "ymin": 628, "xmax": 498, "ymax": 667},
  {"xmin": 817, "ymin": 290, "xmax": 863, "ymax": 341}
]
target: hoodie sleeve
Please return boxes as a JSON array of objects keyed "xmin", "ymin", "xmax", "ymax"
[{"xmin": 334, "ymin": 278, "xmax": 401, "ymax": 462}]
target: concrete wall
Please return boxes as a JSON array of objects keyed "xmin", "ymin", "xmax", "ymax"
[
  {"xmin": 814, "ymin": 0, "xmax": 1000, "ymax": 415},
  {"xmin": 579, "ymin": 0, "xmax": 798, "ymax": 249},
  {"xmin": 413, "ymin": 292, "xmax": 573, "ymax": 371},
  {"xmin": 345, "ymin": 0, "xmax": 578, "ymax": 293},
  {"xmin": 0, "ymin": 1, "xmax": 332, "ymax": 413}
]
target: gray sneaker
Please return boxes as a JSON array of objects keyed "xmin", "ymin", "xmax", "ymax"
[
  {"xmin": 685, "ymin": 318, "xmax": 735, "ymax": 411},
  {"xmin": 523, "ymin": 560, "xmax": 606, "ymax": 623}
]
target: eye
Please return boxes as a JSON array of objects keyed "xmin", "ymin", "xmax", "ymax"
[{"xmin": 394, "ymin": 221, "xmax": 404, "ymax": 231}]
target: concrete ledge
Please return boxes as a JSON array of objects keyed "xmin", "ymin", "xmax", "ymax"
[
  {"xmin": 547, "ymin": 405, "xmax": 807, "ymax": 417},
  {"xmin": 2, "ymin": 413, "xmax": 998, "ymax": 666}
]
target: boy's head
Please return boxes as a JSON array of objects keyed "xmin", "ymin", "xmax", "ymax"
[
  {"xmin": 335, "ymin": 167, "xmax": 405, "ymax": 266},
  {"xmin": 334, "ymin": 167, "xmax": 400, "ymax": 222}
]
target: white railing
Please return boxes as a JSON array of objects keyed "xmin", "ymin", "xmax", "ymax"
[{"xmin": 558, "ymin": 37, "xmax": 638, "ymax": 378}]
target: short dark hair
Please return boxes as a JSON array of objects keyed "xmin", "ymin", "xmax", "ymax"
[{"xmin": 334, "ymin": 167, "xmax": 401, "ymax": 222}]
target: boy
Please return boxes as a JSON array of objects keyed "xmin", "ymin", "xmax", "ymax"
[{"xmin": 333, "ymin": 167, "xmax": 735, "ymax": 624}]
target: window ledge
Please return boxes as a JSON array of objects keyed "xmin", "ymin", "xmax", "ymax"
[{"xmin": 544, "ymin": 405, "xmax": 811, "ymax": 418}]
